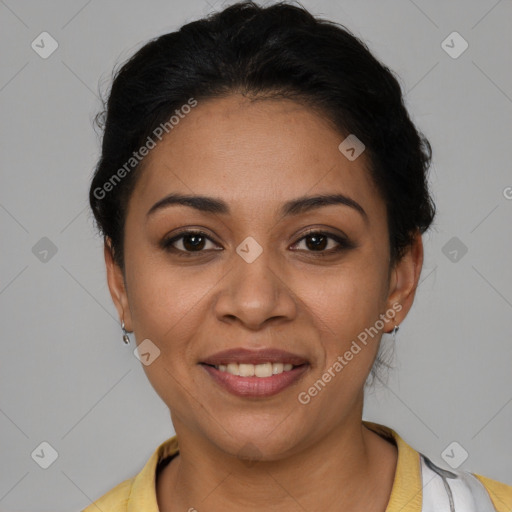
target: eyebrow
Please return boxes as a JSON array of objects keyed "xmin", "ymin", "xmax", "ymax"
[{"xmin": 146, "ymin": 192, "xmax": 368, "ymax": 223}]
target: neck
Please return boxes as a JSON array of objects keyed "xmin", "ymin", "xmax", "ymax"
[{"xmin": 157, "ymin": 407, "xmax": 397, "ymax": 512}]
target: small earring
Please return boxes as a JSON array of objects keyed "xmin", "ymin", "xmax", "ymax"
[
  {"xmin": 121, "ymin": 320, "xmax": 130, "ymax": 345},
  {"xmin": 391, "ymin": 325, "xmax": 399, "ymax": 341}
]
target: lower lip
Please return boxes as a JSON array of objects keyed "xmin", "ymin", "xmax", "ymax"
[{"xmin": 200, "ymin": 364, "xmax": 309, "ymax": 398}]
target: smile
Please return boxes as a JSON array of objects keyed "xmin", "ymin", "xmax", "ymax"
[
  {"xmin": 213, "ymin": 362, "xmax": 295, "ymax": 377},
  {"xmin": 200, "ymin": 362, "xmax": 309, "ymax": 398}
]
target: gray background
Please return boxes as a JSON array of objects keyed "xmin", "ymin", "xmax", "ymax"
[{"xmin": 1, "ymin": 0, "xmax": 511, "ymax": 510}]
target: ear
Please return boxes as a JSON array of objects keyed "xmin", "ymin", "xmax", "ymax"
[
  {"xmin": 384, "ymin": 230, "xmax": 424, "ymax": 332},
  {"xmin": 104, "ymin": 237, "xmax": 133, "ymax": 331}
]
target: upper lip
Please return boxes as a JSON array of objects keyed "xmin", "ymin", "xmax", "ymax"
[{"xmin": 201, "ymin": 348, "xmax": 308, "ymax": 366}]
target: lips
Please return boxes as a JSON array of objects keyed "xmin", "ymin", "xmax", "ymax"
[
  {"xmin": 200, "ymin": 348, "xmax": 309, "ymax": 398},
  {"xmin": 201, "ymin": 348, "xmax": 308, "ymax": 366}
]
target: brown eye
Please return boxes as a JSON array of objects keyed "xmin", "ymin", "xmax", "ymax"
[
  {"xmin": 162, "ymin": 230, "xmax": 220, "ymax": 256},
  {"xmin": 291, "ymin": 230, "xmax": 353, "ymax": 255},
  {"xmin": 304, "ymin": 233, "xmax": 329, "ymax": 251}
]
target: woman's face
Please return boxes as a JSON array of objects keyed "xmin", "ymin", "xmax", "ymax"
[{"xmin": 106, "ymin": 94, "xmax": 422, "ymax": 459}]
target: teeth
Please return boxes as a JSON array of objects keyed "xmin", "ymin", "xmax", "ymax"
[
  {"xmin": 214, "ymin": 362, "xmax": 296, "ymax": 377},
  {"xmin": 272, "ymin": 363, "xmax": 284, "ymax": 374},
  {"xmin": 239, "ymin": 363, "xmax": 255, "ymax": 377},
  {"xmin": 255, "ymin": 363, "xmax": 273, "ymax": 377}
]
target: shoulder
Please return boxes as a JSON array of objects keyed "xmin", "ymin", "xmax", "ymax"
[
  {"xmin": 80, "ymin": 435, "xmax": 179, "ymax": 511},
  {"xmin": 81, "ymin": 477, "xmax": 134, "ymax": 512},
  {"xmin": 363, "ymin": 421, "xmax": 511, "ymax": 512},
  {"xmin": 472, "ymin": 472, "xmax": 512, "ymax": 512}
]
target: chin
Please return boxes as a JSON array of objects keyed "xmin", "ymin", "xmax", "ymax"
[{"xmin": 203, "ymin": 417, "xmax": 306, "ymax": 462}]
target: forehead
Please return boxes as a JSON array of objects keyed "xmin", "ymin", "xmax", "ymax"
[{"xmin": 129, "ymin": 94, "xmax": 384, "ymax": 221}]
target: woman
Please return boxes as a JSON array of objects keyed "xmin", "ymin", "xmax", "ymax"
[{"xmin": 84, "ymin": 1, "xmax": 512, "ymax": 511}]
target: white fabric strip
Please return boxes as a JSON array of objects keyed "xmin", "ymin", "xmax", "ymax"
[{"xmin": 420, "ymin": 455, "xmax": 497, "ymax": 512}]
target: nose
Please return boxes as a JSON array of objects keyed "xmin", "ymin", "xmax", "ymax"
[{"xmin": 212, "ymin": 244, "xmax": 298, "ymax": 330}]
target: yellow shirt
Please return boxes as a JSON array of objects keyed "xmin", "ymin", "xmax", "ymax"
[{"xmin": 81, "ymin": 421, "xmax": 512, "ymax": 511}]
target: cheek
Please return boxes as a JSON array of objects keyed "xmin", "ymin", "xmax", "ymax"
[
  {"xmin": 125, "ymin": 243, "xmax": 208, "ymax": 338},
  {"xmin": 293, "ymin": 265, "xmax": 388, "ymax": 416},
  {"xmin": 125, "ymin": 260, "xmax": 205, "ymax": 410},
  {"xmin": 301, "ymin": 261, "xmax": 388, "ymax": 345}
]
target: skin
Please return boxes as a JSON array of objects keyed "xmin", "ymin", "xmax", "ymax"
[{"xmin": 105, "ymin": 93, "xmax": 423, "ymax": 511}]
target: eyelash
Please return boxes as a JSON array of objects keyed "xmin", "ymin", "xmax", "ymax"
[{"xmin": 161, "ymin": 229, "xmax": 354, "ymax": 258}]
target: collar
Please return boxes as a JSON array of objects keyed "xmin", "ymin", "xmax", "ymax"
[
  {"xmin": 363, "ymin": 421, "xmax": 423, "ymax": 512},
  {"xmin": 126, "ymin": 421, "xmax": 422, "ymax": 512}
]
